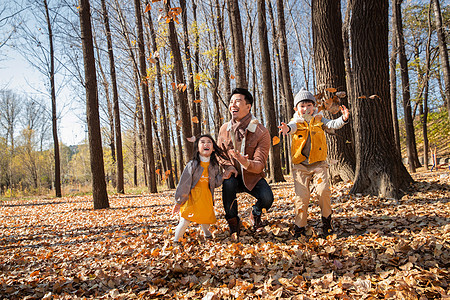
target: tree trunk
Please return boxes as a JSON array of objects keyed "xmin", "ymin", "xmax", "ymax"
[
  {"xmin": 146, "ymin": 8, "xmax": 175, "ymax": 189},
  {"xmin": 422, "ymin": 3, "xmax": 433, "ymax": 170},
  {"xmin": 257, "ymin": 0, "xmax": 284, "ymax": 183},
  {"xmin": 350, "ymin": 0, "xmax": 413, "ymax": 199},
  {"xmin": 227, "ymin": 0, "xmax": 247, "ymax": 89},
  {"xmin": 101, "ymin": 0, "xmax": 124, "ymax": 193},
  {"xmin": 216, "ymin": 0, "xmax": 231, "ymax": 102},
  {"xmin": 394, "ymin": 0, "xmax": 419, "ymax": 172},
  {"xmin": 432, "ymin": 0, "xmax": 450, "ymax": 120},
  {"xmin": 342, "ymin": 0, "xmax": 354, "ymax": 104},
  {"xmin": 312, "ymin": 0, "xmax": 356, "ymax": 183},
  {"xmin": 165, "ymin": 0, "xmax": 193, "ymax": 164},
  {"xmin": 389, "ymin": 4, "xmax": 401, "ymax": 155},
  {"xmin": 192, "ymin": 0, "xmax": 202, "ymax": 135},
  {"xmin": 79, "ymin": 0, "xmax": 109, "ymax": 209},
  {"xmin": 43, "ymin": 0, "xmax": 61, "ymax": 197},
  {"xmin": 276, "ymin": 0, "xmax": 294, "ymax": 118},
  {"xmin": 133, "ymin": 0, "xmax": 157, "ymax": 193},
  {"xmin": 180, "ymin": 0, "xmax": 200, "ymax": 137}
]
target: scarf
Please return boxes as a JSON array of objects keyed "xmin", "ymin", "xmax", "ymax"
[{"xmin": 230, "ymin": 113, "xmax": 252, "ymax": 143}]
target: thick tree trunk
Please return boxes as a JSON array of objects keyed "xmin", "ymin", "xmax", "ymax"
[
  {"xmin": 227, "ymin": 0, "xmax": 247, "ymax": 89},
  {"xmin": 133, "ymin": 0, "xmax": 157, "ymax": 193},
  {"xmin": 350, "ymin": 0, "xmax": 412, "ymax": 199},
  {"xmin": 432, "ymin": 0, "xmax": 450, "ymax": 120},
  {"xmin": 166, "ymin": 0, "xmax": 193, "ymax": 164},
  {"xmin": 312, "ymin": 0, "xmax": 356, "ymax": 183},
  {"xmin": 394, "ymin": 0, "xmax": 419, "ymax": 172},
  {"xmin": 43, "ymin": 0, "xmax": 61, "ymax": 197},
  {"xmin": 146, "ymin": 8, "xmax": 175, "ymax": 189},
  {"xmin": 101, "ymin": 0, "xmax": 124, "ymax": 193},
  {"xmin": 257, "ymin": 0, "xmax": 284, "ymax": 183},
  {"xmin": 79, "ymin": 0, "xmax": 109, "ymax": 209}
]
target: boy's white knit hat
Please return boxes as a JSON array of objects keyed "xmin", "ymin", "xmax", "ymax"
[{"xmin": 294, "ymin": 87, "xmax": 316, "ymax": 107}]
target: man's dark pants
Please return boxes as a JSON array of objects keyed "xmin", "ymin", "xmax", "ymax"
[{"xmin": 222, "ymin": 174, "xmax": 274, "ymax": 219}]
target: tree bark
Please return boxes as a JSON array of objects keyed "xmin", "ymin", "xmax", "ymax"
[
  {"xmin": 180, "ymin": 0, "xmax": 200, "ymax": 137},
  {"xmin": 79, "ymin": 0, "xmax": 109, "ymax": 209},
  {"xmin": 389, "ymin": 3, "xmax": 401, "ymax": 155},
  {"xmin": 227, "ymin": 0, "xmax": 247, "ymax": 89},
  {"xmin": 43, "ymin": 0, "xmax": 61, "ymax": 197},
  {"xmin": 350, "ymin": 0, "xmax": 413, "ymax": 199},
  {"xmin": 146, "ymin": 7, "xmax": 175, "ymax": 189},
  {"xmin": 432, "ymin": 0, "xmax": 450, "ymax": 120},
  {"xmin": 312, "ymin": 0, "xmax": 356, "ymax": 183},
  {"xmin": 394, "ymin": 0, "xmax": 419, "ymax": 172},
  {"xmin": 101, "ymin": 0, "xmax": 124, "ymax": 193},
  {"xmin": 165, "ymin": 0, "xmax": 193, "ymax": 164},
  {"xmin": 133, "ymin": 0, "xmax": 157, "ymax": 193},
  {"xmin": 276, "ymin": 0, "xmax": 295, "ymax": 118},
  {"xmin": 257, "ymin": 0, "xmax": 284, "ymax": 183}
]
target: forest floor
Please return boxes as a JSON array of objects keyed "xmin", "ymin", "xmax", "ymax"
[{"xmin": 0, "ymin": 169, "xmax": 449, "ymax": 299}]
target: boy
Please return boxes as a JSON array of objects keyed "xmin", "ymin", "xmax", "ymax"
[{"xmin": 278, "ymin": 87, "xmax": 349, "ymax": 238}]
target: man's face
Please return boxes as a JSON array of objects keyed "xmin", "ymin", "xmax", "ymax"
[
  {"xmin": 295, "ymin": 101, "xmax": 315, "ymax": 116},
  {"xmin": 229, "ymin": 94, "xmax": 251, "ymax": 121}
]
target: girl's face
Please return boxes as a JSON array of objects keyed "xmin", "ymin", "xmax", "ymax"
[
  {"xmin": 295, "ymin": 101, "xmax": 315, "ymax": 116},
  {"xmin": 198, "ymin": 137, "xmax": 214, "ymax": 157}
]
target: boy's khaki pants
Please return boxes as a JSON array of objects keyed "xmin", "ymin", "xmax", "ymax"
[{"xmin": 292, "ymin": 161, "xmax": 332, "ymax": 228}]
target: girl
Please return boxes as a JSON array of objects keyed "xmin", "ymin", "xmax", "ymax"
[{"xmin": 172, "ymin": 134, "xmax": 229, "ymax": 242}]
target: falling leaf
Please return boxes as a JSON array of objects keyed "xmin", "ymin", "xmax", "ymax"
[
  {"xmin": 369, "ymin": 94, "xmax": 379, "ymax": 99},
  {"xmin": 230, "ymin": 74, "xmax": 235, "ymax": 79},
  {"xmin": 192, "ymin": 116, "xmax": 199, "ymax": 123},
  {"xmin": 193, "ymin": 99, "xmax": 201, "ymax": 103},
  {"xmin": 156, "ymin": 169, "xmax": 160, "ymax": 175},
  {"xmin": 165, "ymin": 170, "xmax": 171, "ymax": 175},
  {"xmin": 195, "ymin": 74, "xmax": 201, "ymax": 81},
  {"xmin": 187, "ymin": 136, "xmax": 196, "ymax": 142},
  {"xmin": 272, "ymin": 136, "xmax": 280, "ymax": 146},
  {"xmin": 358, "ymin": 95, "xmax": 367, "ymax": 99},
  {"xmin": 148, "ymin": 58, "xmax": 157, "ymax": 64},
  {"xmin": 144, "ymin": 4, "xmax": 151, "ymax": 13},
  {"xmin": 176, "ymin": 119, "xmax": 182, "ymax": 127},
  {"xmin": 336, "ymin": 91, "xmax": 346, "ymax": 98},
  {"xmin": 325, "ymin": 87, "xmax": 337, "ymax": 93},
  {"xmin": 171, "ymin": 82, "xmax": 176, "ymax": 90}
]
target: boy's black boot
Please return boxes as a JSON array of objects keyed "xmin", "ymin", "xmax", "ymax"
[
  {"xmin": 293, "ymin": 225, "xmax": 306, "ymax": 238},
  {"xmin": 322, "ymin": 215, "xmax": 333, "ymax": 237},
  {"xmin": 227, "ymin": 217, "xmax": 241, "ymax": 236}
]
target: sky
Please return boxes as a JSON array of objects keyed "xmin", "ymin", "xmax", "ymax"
[{"xmin": 1, "ymin": 46, "xmax": 87, "ymax": 146}]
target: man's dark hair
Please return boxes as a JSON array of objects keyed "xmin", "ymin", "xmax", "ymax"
[{"xmin": 231, "ymin": 88, "xmax": 253, "ymax": 106}]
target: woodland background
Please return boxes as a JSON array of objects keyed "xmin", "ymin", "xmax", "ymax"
[{"xmin": 0, "ymin": 0, "xmax": 449, "ymax": 201}]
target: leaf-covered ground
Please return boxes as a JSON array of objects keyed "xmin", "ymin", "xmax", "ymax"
[{"xmin": 1, "ymin": 170, "xmax": 449, "ymax": 299}]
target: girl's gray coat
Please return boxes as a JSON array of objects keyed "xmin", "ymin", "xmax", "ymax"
[{"xmin": 174, "ymin": 159, "xmax": 223, "ymax": 205}]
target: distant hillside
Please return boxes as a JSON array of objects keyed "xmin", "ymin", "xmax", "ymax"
[{"xmin": 400, "ymin": 109, "xmax": 450, "ymax": 164}]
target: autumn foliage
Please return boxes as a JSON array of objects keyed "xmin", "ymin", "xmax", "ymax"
[{"xmin": 1, "ymin": 171, "xmax": 449, "ymax": 299}]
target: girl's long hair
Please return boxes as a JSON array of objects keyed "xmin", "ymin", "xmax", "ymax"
[{"xmin": 192, "ymin": 134, "xmax": 228, "ymax": 166}]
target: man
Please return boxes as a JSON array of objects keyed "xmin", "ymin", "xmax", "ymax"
[{"xmin": 218, "ymin": 87, "xmax": 274, "ymax": 236}]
